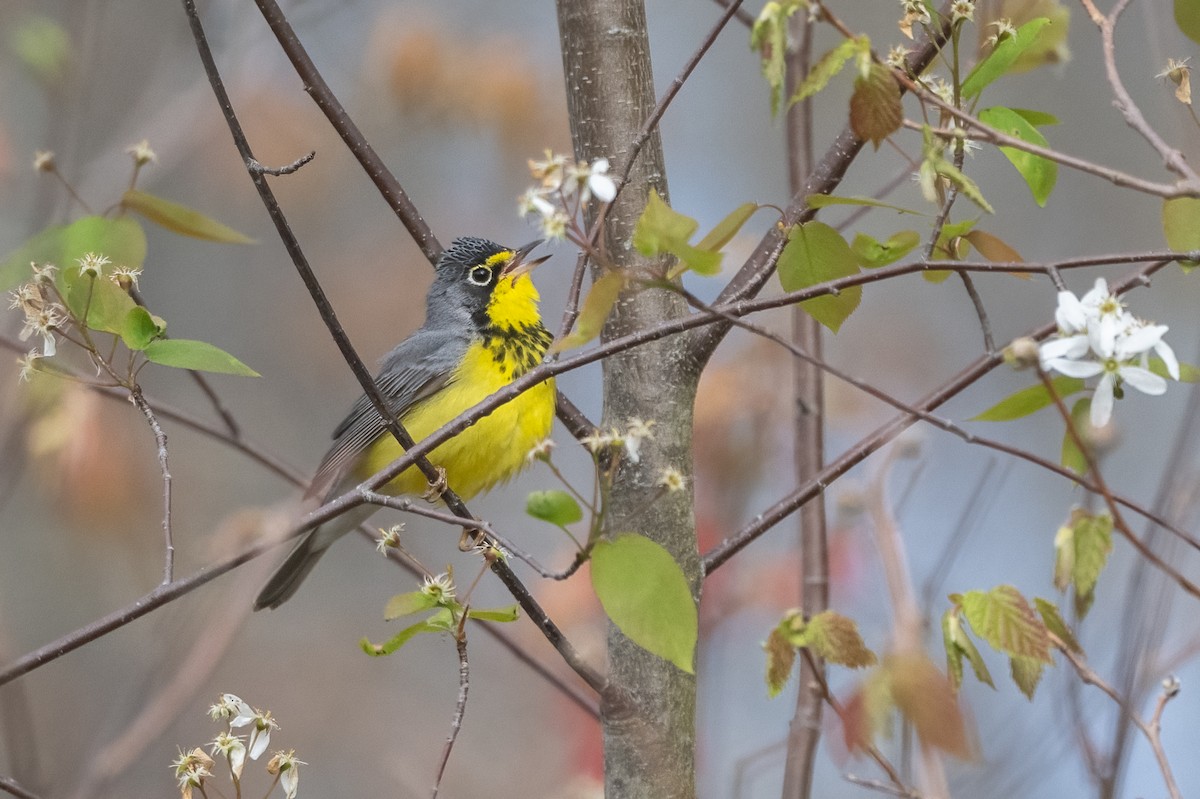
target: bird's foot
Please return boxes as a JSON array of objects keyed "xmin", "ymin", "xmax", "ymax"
[{"xmin": 422, "ymin": 466, "xmax": 448, "ymax": 502}]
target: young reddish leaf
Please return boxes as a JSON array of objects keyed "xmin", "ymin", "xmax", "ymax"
[
  {"xmin": 802, "ymin": 610, "xmax": 877, "ymax": 668},
  {"xmin": 1072, "ymin": 511, "xmax": 1113, "ymax": 598},
  {"xmin": 960, "ymin": 585, "xmax": 1051, "ymax": 662},
  {"xmin": 777, "ymin": 221, "xmax": 862, "ymax": 332},
  {"xmin": 1162, "ymin": 196, "xmax": 1200, "ymax": 269},
  {"xmin": 143, "ymin": 339, "xmax": 260, "ymax": 377},
  {"xmin": 840, "ymin": 673, "xmax": 893, "ymax": 755},
  {"xmin": 1034, "ymin": 597, "xmax": 1082, "ymax": 654},
  {"xmin": 961, "ymin": 18, "xmax": 1052, "ymax": 99},
  {"xmin": 978, "ymin": 106, "xmax": 1057, "ymax": 207},
  {"xmin": 850, "ymin": 62, "xmax": 902, "ymax": 147},
  {"xmin": 765, "ymin": 625, "xmax": 797, "ymax": 698},
  {"xmin": 970, "ymin": 377, "xmax": 1085, "ymax": 421},
  {"xmin": 1060, "ymin": 397, "xmax": 1091, "ymax": 475},
  {"xmin": 852, "ymin": 230, "xmax": 921, "ymax": 268},
  {"xmin": 384, "ymin": 590, "xmax": 439, "ymax": 621},
  {"xmin": 1009, "ymin": 654, "xmax": 1045, "ymax": 700},
  {"xmin": 122, "ymin": 189, "xmax": 255, "ymax": 244},
  {"xmin": 887, "ymin": 652, "xmax": 974, "ymax": 759},
  {"xmin": 964, "ymin": 229, "xmax": 1023, "ymax": 264},
  {"xmin": 787, "ymin": 36, "xmax": 865, "ymax": 107},
  {"xmin": 591, "ymin": 533, "xmax": 698, "ymax": 674},
  {"xmin": 526, "ymin": 489, "xmax": 583, "ymax": 526},
  {"xmin": 551, "ymin": 272, "xmax": 625, "ymax": 352}
]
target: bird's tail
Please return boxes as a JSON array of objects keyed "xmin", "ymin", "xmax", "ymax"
[{"xmin": 254, "ymin": 504, "xmax": 377, "ymax": 611}]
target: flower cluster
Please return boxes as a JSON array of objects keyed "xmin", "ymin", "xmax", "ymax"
[
  {"xmin": 581, "ymin": 417, "xmax": 655, "ymax": 464},
  {"xmin": 1039, "ymin": 278, "xmax": 1179, "ymax": 428},
  {"xmin": 518, "ymin": 150, "xmax": 617, "ymax": 240},
  {"xmin": 8, "ymin": 263, "xmax": 64, "ymax": 357},
  {"xmin": 175, "ymin": 693, "xmax": 303, "ymax": 798}
]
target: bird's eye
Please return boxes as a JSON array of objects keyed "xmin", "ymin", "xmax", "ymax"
[{"xmin": 467, "ymin": 265, "xmax": 492, "ymax": 286}]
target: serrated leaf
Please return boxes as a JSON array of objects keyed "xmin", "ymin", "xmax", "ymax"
[
  {"xmin": 1072, "ymin": 511, "xmax": 1112, "ymax": 598},
  {"xmin": 805, "ymin": 194, "xmax": 924, "ymax": 216},
  {"xmin": 751, "ymin": 1, "xmax": 803, "ymax": 115},
  {"xmin": 2, "ymin": 216, "xmax": 146, "ymax": 292},
  {"xmin": 971, "ymin": 376, "xmax": 1085, "ymax": 421},
  {"xmin": 962, "ymin": 18, "xmax": 1052, "ymax": 99},
  {"xmin": 360, "ymin": 608, "xmax": 455, "ymax": 657},
  {"xmin": 526, "ymin": 489, "xmax": 582, "ymax": 526},
  {"xmin": 960, "ymin": 585, "xmax": 1051, "ymax": 662},
  {"xmin": 143, "ymin": 339, "xmax": 259, "ymax": 377},
  {"xmin": 850, "ymin": 62, "xmax": 902, "ymax": 147},
  {"xmin": 695, "ymin": 202, "xmax": 759, "ymax": 254},
  {"xmin": 591, "ymin": 533, "xmax": 697, "ymax": 674},
  {"xmin": 1034, "ymin": 597, "xmax": 1082, "ymax": 654},
  {"xmin": 551, "ymin": 271, "xmax": 624, "ymax": 353},
  {"xmin": 1009, "ymin": 654, "xmax": 1044, "ymax": 699},
  {"xmin": 632, "ymin": 189, "xmax": 721, "ymax": 276},
  {"xmin": 887, "ymin": 652, "xmax": 973, "ymax": 758},
  {"xmin": 978, "ymin": 106, "xmax": 1057, "ymax": 206},
  {"xmin": 777, "ymin": 221, "xmax": 862, "ymax": 332},
  {"xmin": 467, "ymin": 605, "xmax": 520, "ymax": 623},
  {"xmin": 120, "ymin": 306, "xmax": 162, "ymax": 350},
  {"xmin": 1060, "ymin": 397, "xmax": 1091, "ymax": 475},
  {"xmin": 802, "ymin": 610, "xmax": 877, "ymax": 668},
  {"xmin": 765, "ymin": 626, "xmax": 797, "ymax": 698},
  {"xmin": 122, "ymin": 189, "xmax": 255, "ymax": 244},
  {"xmin": 1178, "ymin": 0, "xmax": 1200, "ymax": 45},
  {"xmin": 1163, "ymin": 196, "xmax": 1200, "ymax": 269},
  {"xmin": 852, "ymin": 230, "xmax": 921, "ymax": 268},
  {"xmin": 384, "ymin": 590, "xmax": 439, "ymax": 620},
  {"xmin": 963, "ymin": 230, "xmax": 1025, "ymax": 269},
  {"xmin": 942, "ymin": 610, "xmax": 995, "ymax": 691},
  {"xmin": 787, "ymin": 36, "xmax": 864, "ymax": 106}
]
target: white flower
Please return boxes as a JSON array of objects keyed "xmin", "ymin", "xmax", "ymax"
[
  {"xmin": 77, "ymin": 252, "xmax": 111, "ymax": 278},
  {"xmin": 246, "ymin": 710, "xmax": 279, "ymax": 760},
  {"xmin": 376, "ymin": 524, "xmax": 403, "ymax": 554},
  {"xmin": 209, "ymin": 732, "xmax": 247, "ymax": 779},
  {"xmin": 126, "ymin": 138, "xmax": 157, "ymax": 166},
  {"xmin": 420, "ymin": 572, "xmax": 456, "ymax": 604},
  {"xmin": 268, "ymin": 750, "xmax": 306, "ymax": 799},
  {"xmin": 517, "ymin": 188, "xmax": 557, "ymax": 219},
  {"xmin": 212, "ymin": 693, "xmax": 256, "ymax": 726},
  {"xmin": 569, "ymin": 157, "xmax": 617, "ymax": 204}
]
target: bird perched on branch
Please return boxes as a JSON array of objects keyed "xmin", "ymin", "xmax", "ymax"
[{"xmin": 255, "ymin": 237, "xmax": 555, "ymax": 610}]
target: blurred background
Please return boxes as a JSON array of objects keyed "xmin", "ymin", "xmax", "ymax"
[{"xmin": 1, "ymin": 0, "xmax": 1199, "ymax": 796}]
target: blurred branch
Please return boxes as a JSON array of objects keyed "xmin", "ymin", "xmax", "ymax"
[
  {"xmin": 0, "ymin": 776, "xmax": 39, "ymax": 799},
  {"xmin": 250, "ymin": 0, "xmax": 442, "ymax": 262}
]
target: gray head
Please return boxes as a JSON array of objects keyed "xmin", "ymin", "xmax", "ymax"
[{"xmin": 426, "ymin": 237, "xmax": 545, "ymax": 329}]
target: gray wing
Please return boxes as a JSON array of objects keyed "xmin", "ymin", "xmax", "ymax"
[{"xmin": 307, "ymin": 328, "xmax": 467, "ymax": 499}]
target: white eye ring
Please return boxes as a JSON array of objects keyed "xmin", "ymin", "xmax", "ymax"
[{"xmin": 467, "ymin": 265, "xmax": 492, "ymax": 286}]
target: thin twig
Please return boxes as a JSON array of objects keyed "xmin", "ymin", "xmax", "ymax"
[
  {"xmin": 430, "ymin": 633, "xmax": 470, "ymax": 799},
  {"xmin": 0, "ymin": 776, "xmax": 39, "ymax": 799},
  {"xmin": 129, "ymin": 386, "xmax": 174, "ymax": 584},
  {"xmin": 249, "ymin": 151, "xmax": 315, "ymax": 176}
]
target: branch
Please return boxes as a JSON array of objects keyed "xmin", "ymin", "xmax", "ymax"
[
  {"xmin": 430, "ymin": 633, "xmax": 470, "ymax": 798},
  {"xmin": 129, "ymin": 386, "xmax": 174, "ymax": 584},
  {"xmin": 0, "ymin": 776, "xmax": 39, "ymax": 799}
]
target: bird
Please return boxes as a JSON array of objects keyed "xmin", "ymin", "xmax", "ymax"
[{"xmin": 254, "ymin": 237, "xmax": 556, "ymax": 610}]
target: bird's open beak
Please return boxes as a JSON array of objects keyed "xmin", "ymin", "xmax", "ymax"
[{"xmin": 502, "ymin": 239, "xmax": 551, "ymax": 279}]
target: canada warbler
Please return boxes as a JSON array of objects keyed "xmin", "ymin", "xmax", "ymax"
[{"xmin": 254, "ymin": 237, "xmax": 555, "ymax": 610}]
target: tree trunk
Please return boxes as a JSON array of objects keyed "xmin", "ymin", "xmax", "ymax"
[{"xmin": 555, "ymin": 1, "xmax": 701, "ymax": 796}]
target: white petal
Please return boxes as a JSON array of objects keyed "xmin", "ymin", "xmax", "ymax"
[
  {"xmin": 248, "ymin": 727, "xmax": 271, "ymax": 760},
  {"xmin": 1115, "ymin": 324, "xmax": 1165, "ymax": 359},
  {"xmin": 1080, "ymin": 278, "xmax": 1109, "ymax": 308},
  {"xmin": 1089, "ymin": 314, "xmax": 1118, "ymax": 358},
  {"xmin": 1119, "ymin": 365, "xmax": 1167, "ymax": 396},
  {"xmin": 1046, "ymin": 358, "xmax": 1104, "ymax": 378},
  {"xmin": 1155, "ymin": 339, "xmax": 1181, "ymax": 380},
  {"xmin": 282, "ymin": 766, "xmax": 300, "ymax": 799},
  {"xmin": 1054, "ymin": 292, "xmax": 1087, "ymax": 332},
  {"xmin": 588, "ymin": 173, "xmax": 617, "ymax": 203},
  {"xmin": 1090, "ymin": 373, "xmax": 1115, "ymax": 427},
  {"xmin": 1040, "ymin": 335, "xmax": 1089, "ymax": 362},
  {"xmin": 41, "ymin": 333, "xmax": 56, "ymax": 358}
]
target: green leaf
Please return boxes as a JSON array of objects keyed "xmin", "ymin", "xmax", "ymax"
[
  {"xmin": 467, "ymin": 605, "xmax": 520, "ymax": 623},
  {"xmin": 551, "ymin": 271, "xmax": 624, "ymax": 352},
  {"xmin": 1148, "ymin": 357, "xmax": 1200, "ymax": 382},
  {"xmin": 1009, "ymin": 654, "xmax": 1045, "ymax": 700},
  {"xmin": 934, "ymin": 158, "xmax": 994, "ymax": 214},
  {"xmin": 805, "ymin": 194, "xmax": 923, "ymax": 216},
  {"xmin": 360, "ymin": 609, "xmax": 455, "ymax": 657},
  {"xmin": 122, "ymin": 189, "xmax": 255, "ymax": 244},
  {"xmin": 751, "ymin": 1, "xmax": 804, "ymax": 115},
  {"xmin": 591, "ymin": 533, "xmax": 697, "ymax": 674},
  {"xmin": 787, "ymin": 36, "xmax": 865, "ymax": 106},
  {"xmin": 777, "ymin": 221, "xmax": 862, "ymax": 332},
  {"xmin": 942, "ymin": 610, "xmax": 994, "ymax": 691},
  {"xmin": 120, "ymin": 306, "xmax": 163, "ymax": 350},
  {"xmin": 923, "ymin": 218, "xmax": 976, "ymax": 282},
  {"xmin": 142, "ymin": 339, "xmax": 259, "ymax": 377},
  {"xmin": 9, "ymin": 16, "xmax": 70, "ymax": 84},
  {"xmin": 765, "ymin": 625, "xmax": 797, "ymax": 698},
  {"xmin": 852, "ymin": 230, "xmax": 921, "ymax": 268},
  {"xmin": 384, "ymin": 590, "xmax": 439, "ymax": 620},
  {"xmin": 1011, "ymin": 108, "xmax": 1060, "ymax": 128},
  {"xmin": 978, "ymin": 106, "xmax": 1057, "ymax": 206},
  {"xmin": 1034, "ymin": 597, "xmax": 1082, "ymax": 654},
  {"xmin": 801, "ymin": 610, "xmax": 877, "ymax": 668},
  {"xmin": 960, "ymin": 585, "xmax": 1052, "ymax": 662},
  {"xmin": 2, "ymin": 216, "xmax": 146, "ymax": 292},
  {"xmin": 1007, "ymin": 1, "xmax": 1071, "ymax": 74},
  {"xmin": 1178, "ymin": 0, "xmax": 1200, "ymax": 45},
  {"xmin": 631, "ymin": 189, "xmax": 721, "ymax": 276},
  {"xmin": 66, "ymin": 273, "xmax": 138, "ymax": 335},
  {"xmin": 525, "ymin": 489, "xmax": 583, "ymax": 526},
  {"xmin": 1072, "ymin": 511, "xmax": 1113, "ymax": 599},
  {"xmin": 695, "ymin": 202, "xmax": 759, "ymax": 255},
  {"xmin": 971, "ymin": 376, "xmax": 1085, "ymax": 421},
  {"xmin": 850, "ymin": 62, "xmax": 902, "ymax": 148},
  {"xmin": 1060, "ymin": 397, "xmax": 1091, "ymax": 475},
  {"xmin": 961, "ymin": 18, "xmax": 1052, "ymax": 99},
  {"xmin": 1163, "ymin": 197, "xmax": 1200, "ymax": 269}
]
